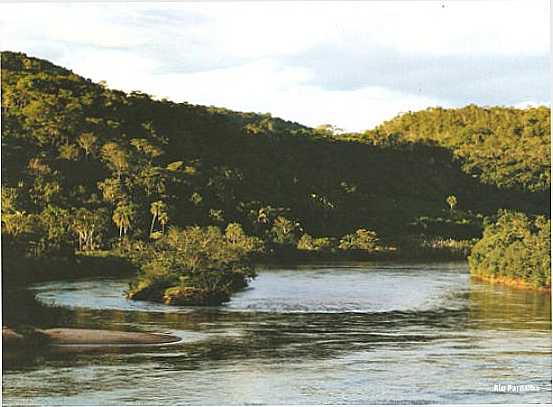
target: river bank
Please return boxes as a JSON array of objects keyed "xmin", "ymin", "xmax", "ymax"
[
  {"xmin": 2, "ymin": 239, "xmax": 471, "ymax": 289},
  {"xmin": 2, "ymin": 251, "xmax": 136, "ymax": 288},
  {"xmin": 472, "ymin": 274, "xmax": 552, "ymax": 293}
]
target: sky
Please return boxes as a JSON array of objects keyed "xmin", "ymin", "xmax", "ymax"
[{"xmin": 0, "ymin": 0, "xmax": 550, "ymax": 132}]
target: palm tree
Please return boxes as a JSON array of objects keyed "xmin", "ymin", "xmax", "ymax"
[
  {"xmin": 101, "ymin": 142, "xmax": 129, "ymax": 180},
  {"xmin": 149, "ymin": 200, "xmax": 167, "ymax": 235},
  {"xmin": 113, "ymin": 202, "xmax": 136, "ymax": 239},
  {"xmin": 77, "ymin": 133, "xmax": 98, "ymax": 158},
  {"xmin": 446, "ymin": 195, "xmax": 458, "ymax": 211},
  {"xmin": 158, "ymin": 210, "xmax": 169, "ymax": 234}
]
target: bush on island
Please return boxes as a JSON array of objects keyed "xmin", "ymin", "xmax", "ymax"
[{"xmin": 126, "ymin": 224, "xmax": 263, "ymax": 305}]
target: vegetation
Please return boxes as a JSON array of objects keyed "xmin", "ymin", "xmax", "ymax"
[
  {"xmin": 469, "ymin": 211, "xmax": 551, "ymax": 289},
  {"xmin": 350, "ymin": 105, "xmax": 551, "ymax": 194},
  {"xmin": 1, "ymin": 51, "xmax": 550, "ymax": 301},
  {"xmin": 124, "ymin": 225, "xmax": 263, "ymax": 305}
]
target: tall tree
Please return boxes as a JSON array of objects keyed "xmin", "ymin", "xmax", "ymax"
[
  {"xmin": 112, "ymin": 202, "xmax": 137, "ymax": 239},
  {"xmin": 77, "ymin": 132, "xmax": 98, "ymax": 158},
  {"xmin": 149, "ymin": 200, "xmax": 167, "ymax": 235}
]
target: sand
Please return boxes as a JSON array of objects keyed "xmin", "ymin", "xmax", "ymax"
[{"xmin": 3, "ymin": 327, "xmax": 181, "ymax": 347}]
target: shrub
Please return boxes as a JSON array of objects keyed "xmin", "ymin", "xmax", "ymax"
[
  {"xmin": 297, "ymin": 233, "xmax": 336, "ymax": 252},
  {"xmin": 420, "ymin": 238, "xmax": 474, "ymax": 258},
  {"xmin": 338, "ymin": 229, "xmax": 381, "ymax": 252},
  {"xmin": 468, "ymin": 211, "xmax": 551, "ymax": 288},
  {"xmin": 270, "ymin": 216, "xmax": 301, "ymax": 246}
]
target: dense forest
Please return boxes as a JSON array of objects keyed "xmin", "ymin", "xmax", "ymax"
[{"xmin": 1, "ymin": 51, "xmax": 550, "ymax": 302}]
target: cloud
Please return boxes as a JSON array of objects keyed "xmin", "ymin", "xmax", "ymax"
[
  {"xmin": 285, "ymin": 47, "xmax": 550, "ymax": 105},
  {"xmin": 0, "ymin": 1, "xmax": 549, "ymax": 131},
  {"xmin": 83, "ymin": 58, "xmax": 445, "ymax": 131}
]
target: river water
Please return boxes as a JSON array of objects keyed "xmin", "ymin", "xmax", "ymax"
[{"xmin": 2, "ymin": 262, "xmax": 551, "ymax": 405}]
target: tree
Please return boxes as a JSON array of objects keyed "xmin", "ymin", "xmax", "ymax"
[
  {"xmin": 77, "ymin": 132, "xmax": 98, "ymax": 158},
  {"xmin": 41, "ymin": 205, "xmax": 71, "ymax": 247},
  {"xmin": 112, "ymin": 202, "xmax": 137, "ymax": 239},
  {"xmin": 58, "ymin": 143, "xmax": 80, "ymax": 161},
  {"xmin": 126, "ymin": 225, "xmax": 260, "ymax": 306},
  {"xmin": 101, "ymin": 142, "xmax": 129, "ymax": 179},
  {"xmin": 72, "ymin": 208, "xmax": 109, "ymax": 251},
  {"xmin": 209, "ymin": 208, "xmax": 225, "ymax": 224},
  {"xmin": 297, "ymin": 233, "xmax": 335, "ymax": 252},
  {"xmin": 339, "ymin": 229, "xmax": 380, "ymax": 252},
  {"xmin": 149, "ymin": 200, "xmax": 168, "ymax": 235},
  {"xmin": 446, "ymin": 195, "xmax": 458, "ymax": 211},
  {"xmin": 271, "ymin": 216, "xmax": 301, "ymax": 246},
  {"xmin": 1, "ymin": 187, "xmax": 33, "ymax": 238},
  {"xmin": 138, "ymin": 165, "xmax": 166, "ymax": 197},
  {"xmin": 1, "ymin": 187, "xmax": 21, "ymax": 214},
  {"xmin": 225, "ymin": 223, "xmax": 246, "ymax": 245},
  {"xmin": 130, "ymin": 138, "xmax": 162, "ymax": 162},
  {"xmin": 1, "ymin": 210, "xmax": 32, "ymax": 237},
  {"xmin": 158, "ymin": 210, "xmax": 169, "ymax": 234},
  {"xmin": 98, "ymin": 177, "xmax": 126, "ymax": 204}
]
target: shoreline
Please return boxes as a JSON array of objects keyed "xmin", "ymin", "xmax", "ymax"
[
  {"xmin": 471, "ymin": 274, "xmax": 551, "ymax": 293},
  {"xmin": 3, "ymin": 248, "xmax": 469, "ymax": 289}
]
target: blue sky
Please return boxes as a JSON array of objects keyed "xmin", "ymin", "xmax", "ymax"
[{"xmin": 0, "ymin": 1, "xmax": 550, "ymax": 131}]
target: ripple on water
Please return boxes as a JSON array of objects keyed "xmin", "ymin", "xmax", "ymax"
[{"xmin": 4, "ymin": 261, "xmax": 551, "ymax": 405}]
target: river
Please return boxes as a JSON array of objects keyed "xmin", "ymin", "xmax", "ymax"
[{"xmin": 2, "ymin": 261, "xmax": 551, "ymax": 405}]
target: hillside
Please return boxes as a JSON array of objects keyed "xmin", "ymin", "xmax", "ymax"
[
  {"xmin": 362, "ymin": 106, "xmax": 550, "ymax": 193},
  {"xmin": 1, "ymin": 51, "xmax": 550, "ymax": 264}
]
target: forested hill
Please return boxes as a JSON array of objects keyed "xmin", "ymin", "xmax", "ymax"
[
  {"xmin": 1, "ymin": 51, "xmax": 550, "ymax": 260},
  {"xmin": 353, "ymin": 106, "xmax": 551, "ymax": 193}
]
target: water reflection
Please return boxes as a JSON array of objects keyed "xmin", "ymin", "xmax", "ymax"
[{"xmin": 467, "ymin": 278, "xmax": 551, "ymax": 331}]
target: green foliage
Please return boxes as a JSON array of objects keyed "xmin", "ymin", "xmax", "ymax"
[
  {"xmin": 446, "ymin": 195, "xmax": 458, "ymax": 211},
  {"xmin": 417, "ymin": 238, "xmax": 474, "ymax": 258},
  {"xmin": 101, "ymin": 142, "xmax": 129, "ymax": 178},
  {"xmin": 270, "ymin": 216, "xmax": 301, "ymax": 246},
  {"xmin": 72, "ymin": 208, "xmax": 109, "ymax": 251},
  {"xmin": 408, "ymin": 210, "xmax": 484, "ymax": 241},
  {"xmin": 58, "ymin": 143, "xmax": 80, "ymax": 161},
  {"xmin": 224, "ymin": 223, "xmax": 265, "ymax": 253},
  {"xmin": 1, "ymin": 52, "xmax": 550, "ymax": 292},
  {"xmin": 97, "ymin": 178, "xmax": 125, "ymax": 204},
  {"xmin": 126, "ymin": 226, "xmax": 261, "ymax": 305},
  {"xmin": 338, "ymin": 229, "xmax": 381, "ymax": 252},
  {"xmin": 77, "ymin": 132, "xmax": 98, "ymax": 157},
  {"xmin": 149, "ymin": 200, "xmax": 168, "ymax": 235},
  {"xmin": 360, "ymin": 105, "xmax": 551, "ymax": 193},
  {"xmin": 469, "ymin": 211, "xmax": 551, "ymax": 288},
  {"xmin": 112, "ymin": 202, "xmax": 138, "ymax": 238},
  {"xmin": 297, "ymin": 233, "xmax": 336, "ymax": 253}
]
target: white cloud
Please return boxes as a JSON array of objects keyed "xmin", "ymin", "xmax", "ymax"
[
  {"xmin": 0, "ymin": 1, "xmax": 549, "ymax": 131},
  {"xmin": 94, "ymin": 58, "xmax": 445, "ymax": 130}
]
